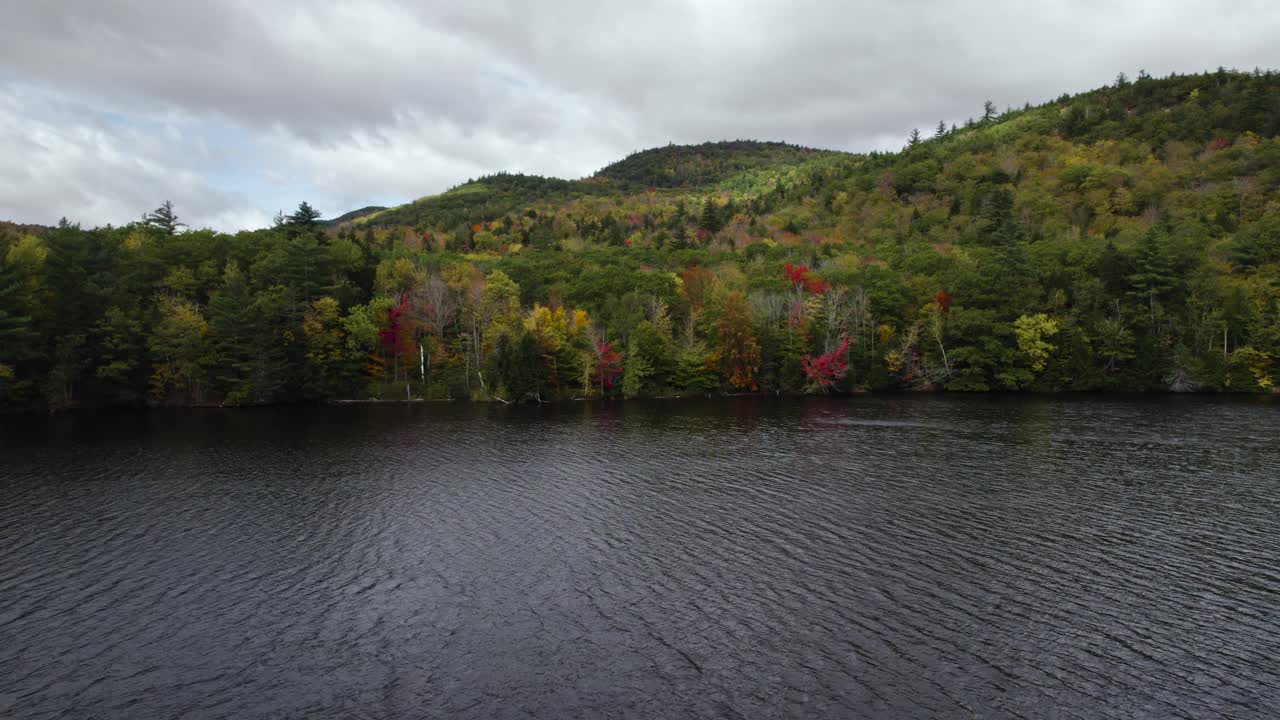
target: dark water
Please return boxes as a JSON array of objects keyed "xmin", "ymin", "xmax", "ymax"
[{"xmin": 2, "ymin": 396, "xmax": 1279, "ymax": 719}]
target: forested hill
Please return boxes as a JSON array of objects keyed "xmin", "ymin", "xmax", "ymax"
[
  {"xmin": 354, "ymin": 141, "xmax": 842, "ymax": 230},
  {"xmin": 320, "ymin": 205, "xmax": 387, "ymax": 227},
  {"xmin": 3, "ymin": 69, "xmax": 1280, "ymax": 410},
  {"xmin": 592, "ymin": 141, "xmax": 840, "ymax": 189}
]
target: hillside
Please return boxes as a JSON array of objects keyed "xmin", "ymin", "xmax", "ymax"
[
  {"xmin": 3, "ymin": 69, "xmax": 1280, "ymax": 409},
  {"xmin": 320, "ymin": 205, "xmax": 387, "ymax": 226},
  {"xmin": 357, "ymin": 172, "xmax": 592, "ymax": 231},
  {"xmin": 592, "ymin": 140, "xmax": 841, "ymax": 189},
  {"xmin": 355, "ymin": 141, "xmax": 846, "ymax": 232}
]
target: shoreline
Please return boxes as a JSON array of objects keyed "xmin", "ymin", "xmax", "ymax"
[{"xmin": 5, "ymin": 387, "xmax": 1277, "ymax": 415}]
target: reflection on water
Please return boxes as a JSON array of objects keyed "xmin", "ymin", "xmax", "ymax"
[{"xmin": 2, "ymin": 396, "xmax": 1279, "ymax": 719}]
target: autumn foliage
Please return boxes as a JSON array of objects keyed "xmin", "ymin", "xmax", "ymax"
[
  {"xmin": 784, "ymin": 263, "xmax": 829, "ymax": 294},
  {"xmin": 934, "ymin": 289, "xmax": 952, "ymax": 314},
  {"xmin": 591, "ymin": 339, "xmax": 623, "ymax": 391},
  {"xmin": 679, "ymin": 265, "xmax": 715, "ymax": 311},
  {"xmin": 717, "ymin": 291, "xmax": 761, "ymax": 390},
  {"xmin": 801, "ymin": 336, "xmax": 850, "ymax": 392},
  {"xmin": 379, "ymin": 291, "xmax": 410, "ymax": 355}
]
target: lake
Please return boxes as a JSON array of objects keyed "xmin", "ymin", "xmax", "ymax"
[{"xmin": 2, "ymin": 396, "xmax": 1279, "ymax": 718}]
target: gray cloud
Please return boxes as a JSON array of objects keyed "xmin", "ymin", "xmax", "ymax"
[
  {"xmin": 2, "ymin": 0, "xmax": 1278, "ymax": 230},
  {"xmin": 0, "ymin": 84, "xmax": 270, "ymax": 230}
]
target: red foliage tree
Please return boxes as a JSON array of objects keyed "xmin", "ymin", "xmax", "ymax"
[
  {"xmin": 801, "ymin": 336, "xmax": 850, "ymax": 392},
  {"xmin": 783, "ymin": 263, "xmax": 830, "ymax": 294},
  {"xmin": 591, "ymin": 339, "xmax": 623, "ymax": 393},
  {"xmin": 934, "ymin": 289, "xmax": 952, "ymax": 314},
  {"xmin": 379, "ymin": 291, "xmax": 410, "ymax": 356}
]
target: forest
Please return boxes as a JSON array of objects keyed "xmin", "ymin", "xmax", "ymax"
[{"xmin": 2, "ymin": 69, "xmax": 1279, "ymax": 410}]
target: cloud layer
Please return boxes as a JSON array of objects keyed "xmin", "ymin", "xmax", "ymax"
[{"xmin": 2, "ymin": 1, "xmax": 1278, "ymax": 230}]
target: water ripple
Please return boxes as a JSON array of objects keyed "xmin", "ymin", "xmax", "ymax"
[{"xmin": 1, "ymin": 396, "xmax": 1279, "ymax": 718}]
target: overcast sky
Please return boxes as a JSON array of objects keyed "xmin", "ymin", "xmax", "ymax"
[{"xmin": 1, "ymin": 1, "xmax": 1277, "ymax": 231}]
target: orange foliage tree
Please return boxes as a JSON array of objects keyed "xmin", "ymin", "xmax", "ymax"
[{"xmin": 716, "ymin": 291, "xmax": 761, "ymax": 390}]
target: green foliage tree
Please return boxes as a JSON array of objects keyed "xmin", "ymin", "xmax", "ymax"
[
  {"xmin": 1013, "ymin": 313, "xmax": 1061, "ymax": 372},
  {"xmin": 149, "ymin": 296, "xmax": 209, "ymax": 403}
]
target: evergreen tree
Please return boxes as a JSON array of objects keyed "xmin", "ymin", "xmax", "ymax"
[
  {"xmin": 978, "ymin": 188, "xmax": 1017, "ymax": 244},
  {"xmin": 288, "ymin": 201, "xmax": 322, "ymax": 229},
  {"xmin": 282, "ymin": 202, "xmax": 330, "ymax": 305},
  {"xmin": 493, "ymin": 332, "xmax": 543, "ymax": 401},
  {"xmin": 145, "ymin": 201, "xmax": 186, "ymax": 235},
  {"xmin": 699, "ymin": 198, "xmax": 723, "ymax": 233},
  {"xmin": 92, "ymin": 303, "xmax": 147, "ymax": 403},
  {"xmin": 207, "ymin": 262, "xmax": 258, "ymax": 403},
  {"xmin": 1127, "ymin": 226, "xmax": 1180, "ymax": 322}
]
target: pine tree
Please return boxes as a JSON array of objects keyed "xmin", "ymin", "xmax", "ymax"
[
  {"xmin": 982, "ymin": 100, "xmax": 997, "ymax": 124},
  {"xmin": 979, "ymin": 188, "xmax": 1016, "ymax": 243},
  {"xmin": 935, "ymin": 121, "xmax": 948, "ymax": 139},
  {"xmin": 492, "ymin": 332, "xmax": 543, "ymax": 401},
  {"xmin": 1127, "ymin": 225, "xmax": 1180, "ymax": 323},
  {"xmin": 907, "ymin": 128, "xmax": 922, "ymax": 147},
  {"xmin": 1245, "ymin": 76, "xmax": 1276, "ymax": 135},
  {"xmin": 208, "ymin": 262, "xmax": 259, "ymax": 403},
  {"xmin": 699, "ymin": 197, "xmax": 722, "ymax": 233},
  {"xmin": 288, "ymin": 201, "xmax": 322, "ymax": 229},
  {"xmin": 145, "ymin": 201, "xmax": 185, "ymax": 235},
  {"xmin": 282, "ymin": 202, "xmax": 329, "ymax": 305}
]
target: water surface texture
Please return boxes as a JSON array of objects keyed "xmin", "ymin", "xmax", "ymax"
[{"xmin": 2, "ymin": 396, "xmax": 1279, "ymax": 718}]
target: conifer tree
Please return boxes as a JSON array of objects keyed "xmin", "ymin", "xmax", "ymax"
[
  {"xmin": 145, "ymin": 201, "xmax": 185, "ymax": 235},
  {"xmin": 699, "ymin": 198, "xmax": 722, "ymax": 233},
  {"xmin": 982, "ymin": 100, "xmax": 997, "ymax": 123},
  {"xmin": 282, "ymin": 202, "xmax": 329, "ymax": 305}
]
